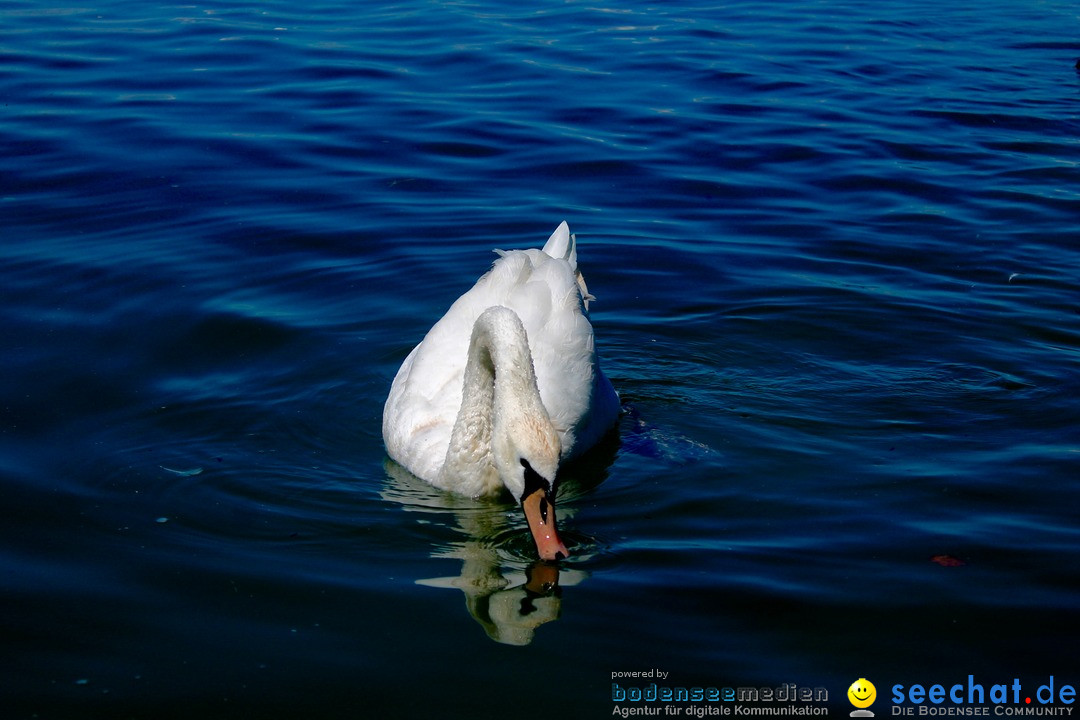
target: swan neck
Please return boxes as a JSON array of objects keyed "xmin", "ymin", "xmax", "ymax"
[{"xmin": 440, "ymin": 307, "xmax": 546, "ymax": 495}]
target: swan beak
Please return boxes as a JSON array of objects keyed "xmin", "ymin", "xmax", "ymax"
[
  {"xmin": 525, "ymin": 562, "xmax": 560, "ymax": 595},
  {"xmin": 521, "ymin": 488, "xmax": 570, "ymax": 561}
]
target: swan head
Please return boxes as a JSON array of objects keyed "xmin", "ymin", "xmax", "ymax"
[{"xmin": 493, "ymin": 418, "xmax": 569, "ymax": 562}]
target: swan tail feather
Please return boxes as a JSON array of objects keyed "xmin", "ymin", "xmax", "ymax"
[{"xmin": 541, "ymin": 221, "xmax": 575, "ymax": 266}]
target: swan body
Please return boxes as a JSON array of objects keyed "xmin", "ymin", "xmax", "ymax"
[{"xmin": 383, "ymin": 222, "xmax": 619, "ymax": 559}]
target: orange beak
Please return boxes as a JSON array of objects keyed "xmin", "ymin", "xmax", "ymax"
[{"xmin": 521, "ymin": 487, "xmax": 569, "ymax": 561}]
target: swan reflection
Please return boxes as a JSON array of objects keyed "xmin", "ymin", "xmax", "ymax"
[
  {"xmin": 417, "ymin": 552, "xmax": 586, "ymax": 646},
  {"xmin": 382, "ymin": 459, "xmax": 589, "ymax": 645}
]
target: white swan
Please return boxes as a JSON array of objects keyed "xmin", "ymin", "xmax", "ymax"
[{"xmin": 383, "ymin": 222, "xmax": 619, "ymax": 560}]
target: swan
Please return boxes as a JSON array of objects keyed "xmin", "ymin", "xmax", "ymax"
[{"xmin": 383, "ymin": 222, "xmax": 619, "ymax": 561}]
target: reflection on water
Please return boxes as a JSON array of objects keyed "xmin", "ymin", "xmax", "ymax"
[
  {"xmin": 381, "ymin": 459, "xmax": 590, "ymax": 645},
  {"xmin": 418, "ymin": 550, "xmax": 586, "ymax": 646}
]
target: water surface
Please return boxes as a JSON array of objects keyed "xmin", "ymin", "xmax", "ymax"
[{"xmin": 2, "ymin": 0, "xmax": 1079, "ymax": 717}]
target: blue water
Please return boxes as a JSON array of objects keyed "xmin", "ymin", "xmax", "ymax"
[{"xmin": 3, "ymin": 0, "xmax": 1079, "ymax": 717}]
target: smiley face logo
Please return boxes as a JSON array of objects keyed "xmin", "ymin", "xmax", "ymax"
[{"xmin": 848, "ymin": 678, "xmax": 876, "ymax": 709}]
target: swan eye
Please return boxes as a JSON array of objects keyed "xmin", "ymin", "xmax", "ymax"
[{"xmin": 519, "ymin": 458, "xmax": 551, "ymax": 499}]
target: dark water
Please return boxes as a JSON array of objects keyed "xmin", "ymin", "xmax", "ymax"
[{"xmin": 3, "ymin": 0, "xmax": 1079, "ymax": 717}]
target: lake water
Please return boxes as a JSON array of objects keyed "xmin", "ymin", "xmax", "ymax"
[{"xmin": 2, "ymin": 0, "xmax": 1079, "ymax": 717}]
